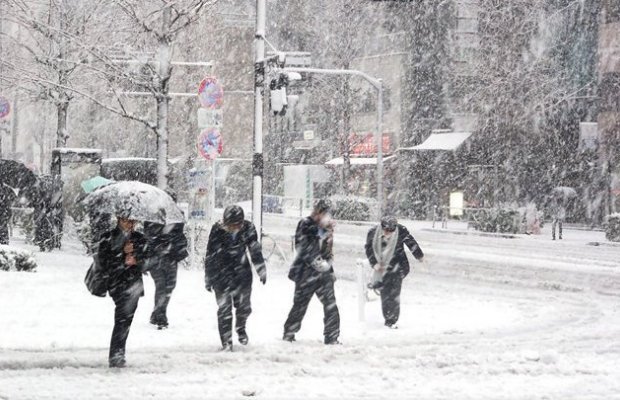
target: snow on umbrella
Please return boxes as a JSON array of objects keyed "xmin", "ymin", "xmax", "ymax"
[
  {"xmin": 81, "ymin": 176, "xmax": 114, "ymax": 193},
  {"xmin": 86, "ymin": 181, "xmax": 184, "ymax": 225}
]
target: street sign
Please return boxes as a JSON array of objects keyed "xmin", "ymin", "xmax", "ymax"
[
  {"xmin": 197, "ymin": 77, "xmax": 224, "ymax": 109},
  {"xmin": 197, "ymin": 128, "xmax": 223, "ymax": 160},
  {"xmin": 187, "ymin": 167, "xmax": 211, "ymax": 219},
  {"xmin": 0, "ymin": 96, "xmax": 10, "ymax": 119},
  {"xmin": 197, "ymin": 108, "xmax": 223, "ymax": 128}
]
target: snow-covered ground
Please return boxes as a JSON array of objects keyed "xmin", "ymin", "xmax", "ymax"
[{"xmin": 1, "ymin": 219, "xmax": 619, "ymax": 400}]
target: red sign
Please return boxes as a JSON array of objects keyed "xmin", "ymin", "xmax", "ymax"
[
  {"xmin": 197, "ymin": 128, "xmax": 223, "ymax": 160},
  {"xmin": 197, "ymin": 77, "xmax": 224, "ymax": 109},
  {"xmin": 349, "ymin": 133, "xmax": 391, "ymax": 156}
]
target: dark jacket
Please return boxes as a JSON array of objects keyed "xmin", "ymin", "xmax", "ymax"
[
  {"xmin": 204, "ymin": 220, "xmax": 266, "ymax": 292},
  {"xmin": 365, "ymin": 224, "xmax": 423, "ymax": 278},
  {"xmin": 144, "ymin": 222, "xmax": 189, "ymax": 270},
  {"xmin": 97, "ymin": 227, "xmax": 147, "ymax": 297},
  {"xmin": 288, "ymin": 216, "xmax": 334, "ymax": 283}
]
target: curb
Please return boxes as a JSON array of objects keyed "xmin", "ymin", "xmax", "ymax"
[
  {"xmin": 420, "ymin": 228, "xmax": 519, "ymax": 239},
  {"xmin": 587, "ymin": 241, "xmax": 620, "ymax": 248}
]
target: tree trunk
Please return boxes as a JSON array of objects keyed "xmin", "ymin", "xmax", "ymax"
[
  {"xmin": 56, "ymin": 0, "xmax": 68, "ymax": 148},
  {"xmin": 156, "ymin": 7, "xmax": 172, "ymax": 190},
  {"xmin": 56, "ymin": 99, "xmax": 68, "ymax": 147},
  {"xmin": 338, "ymin": 60, "xmax": 353, "ymax": 195}
]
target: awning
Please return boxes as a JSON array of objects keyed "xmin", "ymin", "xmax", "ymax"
[
  {"xmin": 325, "ymin": 155, "xmax": 395, "ymax": 165},
  {"xmin": 401, "ymin": 131, "xmax": 472, "ymax": 151}
]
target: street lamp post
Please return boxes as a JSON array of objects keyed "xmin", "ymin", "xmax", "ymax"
[
  {"xmin": 253, "ymin": 0, "xmax": 266, "ymax": 239},
  {"xmin": 251, "ymin": 2, "xmax": 385, "ymax": 230},
  {"xmin": 282, "ymin": 67, "xmax": 385, "ymax": 220}
]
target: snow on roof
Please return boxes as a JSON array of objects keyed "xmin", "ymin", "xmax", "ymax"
[
  {"xmin": 401, "ymin": 132, "xmax": 472, "ymax": 151},
  {"xmin": 52, "ymin": 148, "xmax": 103, "ymax": 154},
  {"xmin": 102, "ymin": 157, "xmax": 156, "ymax": 163},
  {"xmin": 325, "ymin": 155, "xmax": 395, "ymax": 165}
]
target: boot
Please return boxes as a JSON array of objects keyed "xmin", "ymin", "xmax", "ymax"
[{"xmin": 237, "ymin": 328, "xmax": 249, "ymax": 345}]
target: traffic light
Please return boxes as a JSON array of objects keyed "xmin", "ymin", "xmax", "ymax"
[{"xmin": 270, "ymin": 74, "xmax": 289, "ymax": 116}]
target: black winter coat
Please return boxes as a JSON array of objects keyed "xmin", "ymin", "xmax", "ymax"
[
  {"xmin": 288, "ymin": 216, "xmax": 334, "ymax": 283},
  {"xmin": 204, "ymin": 220, "xmax": 266, "ymax": 292},
  {"xmin": 364, "ymin": 224, "xmax": 423, "ymax": 278},
  {"xmin": 97, "ymin": 227, "xmax": 147, "ymax": 297},
  {"xmin": 144, "ymin": 222, "xmax": 189, "ymax": 270}
]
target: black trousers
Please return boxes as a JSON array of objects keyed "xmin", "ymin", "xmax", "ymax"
[
  {"xmin": 150, "ymin": 263, "xmax": 178, "ymax": 323},
  {"xmin": 552, "ymin": 218, "xmax": 563, "ymax": 239},
  {"xmin": 109, "ymin": 281, "xmax": 142, "ymax": 362},
  {"xmin": 283, "ymin": 273, "xmax": 340, "ymax": 342},
  {"xmin": 214, "ymin": 284, "xmax": 252, "ymax": 346},
  {"xmin": 381, "ymin": 273, "xmax": 403, "ymax": 326}
]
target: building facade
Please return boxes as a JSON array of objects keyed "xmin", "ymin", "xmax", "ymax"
[{"xmin": 599, "ymin": 0, "xmax": 620, "ymax": 213}]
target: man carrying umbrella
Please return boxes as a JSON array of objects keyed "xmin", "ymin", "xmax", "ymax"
[
  {"xmin": 97, "ymin": 214, "xmax": 147, "ymax": 368},
  {"xmin": 204, "ymin": 205, "xmax": 267, "ymax": 351},
  {"xmin": 550, "ymin": 196, "xmax": 566, "ymax": 240},
  {"xmin": 86, "ymin": 181, "xmax": 184, "ymax": 366},
  {"xmin": 550, "ymin": 187, "xmax": 575, "ymax": 240}
]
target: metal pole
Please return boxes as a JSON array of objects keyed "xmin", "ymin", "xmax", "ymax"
[
  {"xmin": 283, "ymin": 67, "xmax": 381, "ymax": 89},
  {"xmin": 252, "ymin": 0, "xmax": 266, "ymax": 240},
  {"xmin": 376, "ymin": 79, "xmax": 383, "ymax": 220},
  {"xmin": 357, "ymin": 259, "xmax": 366, "ymax": 322},
  {"xmin": 282, "ymin": 66, "xmax": 384, "ymax": 221}
]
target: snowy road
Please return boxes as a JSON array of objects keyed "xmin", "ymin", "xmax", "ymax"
[{"xmin": 1, "ymin": 220, "xmax": 619, "ymax": 399}]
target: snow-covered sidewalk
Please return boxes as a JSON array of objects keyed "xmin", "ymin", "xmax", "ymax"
[{"xmin": 1, "ymin": 226, "xmax": 619, "ymax": 399}]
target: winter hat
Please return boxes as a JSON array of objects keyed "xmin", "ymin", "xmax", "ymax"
[
  {"xmin": 223, "ymin": 205, "xmax": 244, "ymax": 225},
  {"xmin": 380, "ymin": 216, "xmax": 398, "ymax": 232}
]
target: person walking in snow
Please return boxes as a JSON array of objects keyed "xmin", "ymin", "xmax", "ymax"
[
  {"xmin": 204, "ymin": 205, "xmax": 267, "ymax": 351},
  {"xmin": 550, "ymin": 196, "xmax": 566, "ymax": 240},
  {"xmin": 144, "ymin": 221, "xmax": 188, "ymax": 329},
  {"xmin": 283, "ymin": 199, "xmax": 341, "ymax": 345},
  {"xmin": 97, "ymin": 215, "xmax": 148, "ymax": 368},
  {"xmin": 364, "ymin": 216, "xmax": 424, "ymax": 329}
]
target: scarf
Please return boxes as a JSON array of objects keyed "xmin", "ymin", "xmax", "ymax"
[{"xmin": 372, "ymin": 224, "xmax": 398, "ymax": 266}]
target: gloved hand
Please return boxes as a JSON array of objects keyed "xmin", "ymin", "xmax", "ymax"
[
  {"xmin": 312, "ymin": 257, "xmax": 331, "ymax": 273},
  {"xmin": 260, "ymin": 274, "xmax": 267, "ymax": 285}
]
